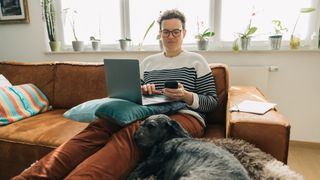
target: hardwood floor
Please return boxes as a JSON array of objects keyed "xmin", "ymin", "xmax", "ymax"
[{"xmin": 287, "ymin": 141, "xmax": 320, "ymax": 180}]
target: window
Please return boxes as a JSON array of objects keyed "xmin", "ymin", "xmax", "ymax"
[
  {"xmin": 129, "ymin": 0, "xmax": 210, "ymax": 45},
  {"xmin": 57, "ymin": 0, "xmax": 318, "ymax": 49},
  {"xmin": 219, "ymin": 0, "xmax": 315, "ymax": 41},
  {"xmin": 60, "ymin": 0, "xmax": 120, "ymax": 45}
]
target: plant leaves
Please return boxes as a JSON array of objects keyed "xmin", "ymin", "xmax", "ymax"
[
  {"xmin": 142, "ymin": 20, "xmax": 155, "ymax": 42},
  {"xmin": 300, "ymin": 8, "xmax": 316, "ymax": 13},
  {"xmin": 246, "ymin": 27, "xmax": 257, "ymax": 36}
]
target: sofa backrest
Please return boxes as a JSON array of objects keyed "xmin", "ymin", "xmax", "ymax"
[
  {"xmin": 0, "ymin": 61, "xmax": 55, "ymax": 103},
  {"xmin": 0, "ymin": 61, "xmax": 229, "ymax": 124},
  {"xmin": 52, "ymin": 62, "xmax": 107, "ymax": 108}
]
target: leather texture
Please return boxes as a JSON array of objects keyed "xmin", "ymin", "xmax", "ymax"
[{"xmin": 0, "ymin": 61, "xmax": 290, "ymax": 179}]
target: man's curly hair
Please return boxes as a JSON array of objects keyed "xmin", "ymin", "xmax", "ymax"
[{"xmin": 158, "ymin": 9, "xmax": 186, "ymax": 30}]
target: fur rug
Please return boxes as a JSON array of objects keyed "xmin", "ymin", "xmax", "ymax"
[{"xmin": 207, "ymin": 139, "xmax": 303, "ymax": 180}]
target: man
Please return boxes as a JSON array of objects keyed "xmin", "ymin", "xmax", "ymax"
[{"xmin": 14, "ymin": 9, "xmax": 217, "ymax": 179}]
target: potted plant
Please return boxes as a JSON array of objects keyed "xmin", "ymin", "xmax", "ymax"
[
  {"xmin": 234, "ymin": 12, "xmax": 258, "ymax": 51},
  {"xmin": 195, "ymin": 19, "xmax": 214, "ymax": 51},
  {"xmin": 64, "ymin": 9, "xmax": 84, "ymax": 51},
  {"xmin": 269, "ymin": 20, "xmax": 288, "ymax": 50},
  {"xmin": 118, "ymin": 38, "xmax": 131, "ymax": 51},
  {"xmin": 42, "ymin": 0, "xmax": 60, "ymax": 52},
  {"xmin": 290, "ymin": 8, "xmax": 316, "ymax": 49},
  {"xmin": 90, "ymin": 36, "xmax": 101, "ymax": 51}
]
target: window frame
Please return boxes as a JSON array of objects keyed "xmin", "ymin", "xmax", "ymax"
[{"xmin": 55, "ymin": 0, "xmax": 320, "ymax": 51}]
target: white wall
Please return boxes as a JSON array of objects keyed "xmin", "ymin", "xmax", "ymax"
[{"xmin": 1, "ymin": 0, "xmax": 320, "ymax": 143}]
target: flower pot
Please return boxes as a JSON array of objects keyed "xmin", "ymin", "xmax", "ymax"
[
  {"xmin": 72, "ymin": 41, "xmax": 84, "ymax": 51},
  {"xmin": 289, "ymin": 35, "xmax": 300, "ymax": 49},
  {"xmin": 269, "ymin": 35, "xmax": 282, "ymax": 50},
  {"xmin": 119, "ymin": 40, "xmax": 130, "ymax": 51},
  {"xmin": 49, "ymin": 41, "xmax": 61, "ymax": 52},
  {"xmin": 91, "ymin": 41, "xmax": 101, "ymax": 51},
  {"xmin": 240, "ymin": 37, "xmax": 250, "ymax": 50},
  {"xmin": 197, "ymin": 39, "xmax": 209, "ymax": 51}
]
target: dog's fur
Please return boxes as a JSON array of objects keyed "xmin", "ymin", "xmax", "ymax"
[{"xmin": 127, "ymin": 115, "xmax": 249, "ymax": 180}]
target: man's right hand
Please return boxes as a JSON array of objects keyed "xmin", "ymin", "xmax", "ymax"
[{"xmin": 141, "ymin": 84, "xmax": 162, "ymax": 95}]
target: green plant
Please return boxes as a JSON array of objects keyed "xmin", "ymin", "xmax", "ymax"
[
  {"xmin": 291, "ymin": 8, "xmax": 316, "ymax": 36},
  {"xmin": 119, "ymin": 38, "xmax": 131, "ymax": 41},
  {"xmin": 232, "ymin": 39, "xmax": 239, "ymax": 52},
  {"xmin": 90, "ymin": 36, "xmax": 100, "ymax": 41},
  {"xmin": 236, "ymin": 12, "xmax": 257, "ymax": 39},
  {"xmin": 42, "ymin": 0, "xmax": 57, "ymax": 42},
  {"xmin": 271, "ymin": 20, "xmax": 288, "ymax": 35},
  {"xmin": 139, "ymin": 20, "xmax": 155, "ymax": 49},
  {"xmin": 195, "ymin": 29, "xmax": 215, "ymax": 41},
  {"xmin": 195, "ymin": 18, "xmax": 214, "ymax": 41}
]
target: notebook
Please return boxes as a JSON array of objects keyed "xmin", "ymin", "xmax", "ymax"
[
  {"xmin": 230, "ymin": 100, "xmax": 276, "ymax": 115},
  {"xmin": 104, "ymin": 59, "xmax": 173, "ymax": 106}
]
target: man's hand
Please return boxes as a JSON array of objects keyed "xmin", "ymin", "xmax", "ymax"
[{"xmin": 141, "ymin": 84, "xmax": 162, "ymax": 95}]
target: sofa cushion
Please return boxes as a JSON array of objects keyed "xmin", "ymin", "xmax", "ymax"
[
  {"xmin": 0, "ymin": 74, "xmax": 12, "ymax": 87},
  {"xmin": 53, "ymin": 62, "xmax": 107, "ymax": 109},
  {"xmin": 63, "ymin": 98, "xmax": 109, "ymax": 122},
  {"xmin": 0, "ymin": 61, "xmax": 55, "ymax": 104},
  {"xmin": 0, "ymin": 109, "xmax": 87, "ymax": 148},
  {"xmin": 0, "ymin": 84, "xmax": 49, "ymax": 125},
  {"xmin": 95, "ymin": 99, "xmax": 187, "ymax": 126}
]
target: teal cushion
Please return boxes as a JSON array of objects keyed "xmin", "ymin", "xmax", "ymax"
[
  {"xmin": 63, "ymin": 98, "xmax": 109, "ymax": 122},
  {"xmin": 95, "ymin": 98, "xmax": 156, "ymax": 126}
]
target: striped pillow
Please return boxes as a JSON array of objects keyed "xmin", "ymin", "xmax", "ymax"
[{"xmin": 0, "ymin": 84, "xmax": 49, "ymax": 125}]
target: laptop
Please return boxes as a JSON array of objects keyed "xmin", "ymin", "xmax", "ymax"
[{"xmin": 104, "ymin": 59, "xmax": 173, "ymax": 106}]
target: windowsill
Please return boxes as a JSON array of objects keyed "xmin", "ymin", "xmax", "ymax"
[{"xmin": 45, "ymin": 47, "xmax": 320, "ymax": 54}]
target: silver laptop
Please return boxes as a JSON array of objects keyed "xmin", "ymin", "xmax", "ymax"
[{"xmin": 104, "ymin": 59, "xmax": 172, "ymax": 105}]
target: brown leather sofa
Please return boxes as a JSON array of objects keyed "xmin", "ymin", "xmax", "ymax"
[{"xmin": 0, "ymin": 61, "xmax": 290, "ymax": 179}]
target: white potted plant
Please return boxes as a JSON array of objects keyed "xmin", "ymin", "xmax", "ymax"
[
  {"xmin": 290, "ymin": 8, "xmax": 316, "ymax": 49},
  {"xmin": 42, "ymin": 0, "xmax": 60, "ymax": 52},
  {"xmin": 64, "ymin": 9, "xmax": 84, "ymax": 51},
  {"xmin": 269, "ymin": 20, "xmax": 288, "ymax": 50},
  {"xmin": 233, "ymin": 12, "xmax": 258, "ymax": 51},
  {"xmin": 118, "ymin": 38, "xmax": 131, "ymax": 51},
  {"xmin": 195, "ymin": 18, "xmax": 214, "ymax": 51},
  {"xmin": 90, "ymin": 36, "xmax": 101, "ymax": 51}
]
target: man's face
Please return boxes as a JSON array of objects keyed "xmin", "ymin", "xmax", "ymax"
[{"xmin": 160, "ymin": 18, "xmax": 186, "ymax": 53}]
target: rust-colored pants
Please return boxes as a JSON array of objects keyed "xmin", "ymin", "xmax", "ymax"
[{"xmin": 13, "ymin": 113, "xmax": 204, "ymax": 180}]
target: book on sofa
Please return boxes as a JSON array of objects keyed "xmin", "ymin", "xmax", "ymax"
[{"xmin": 230, "ymin": 100, "xmax": 276, "ymax": 115}]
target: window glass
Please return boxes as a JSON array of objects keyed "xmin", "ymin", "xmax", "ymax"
[
  {"xmin": 129, "ymin": 0, "xmax": 210, "ymax": 45},
  {"xmin": 60, "ymin": 0, "xmax": 120, "ymax": 45},
  {"xmin": 220, "ymin": 0, "xmax": 313, "ymax": 41}
]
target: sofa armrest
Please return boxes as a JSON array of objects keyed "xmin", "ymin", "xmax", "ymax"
[{"xmin": 226, "ymin": 86, "xmax": 290, "ymax": 164}]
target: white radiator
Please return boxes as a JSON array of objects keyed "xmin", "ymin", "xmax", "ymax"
[{"xmin": 229, "ymin": 66, "xmax": 272, "ymax": 94}]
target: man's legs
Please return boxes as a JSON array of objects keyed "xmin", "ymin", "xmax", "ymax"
[
  {"xmin": 65, "ymin": 113, "xmax": 204, "ymax": 180},
  {"xmin": 13, "ymin": 119, "xmax": 121, "ymax": 180}
]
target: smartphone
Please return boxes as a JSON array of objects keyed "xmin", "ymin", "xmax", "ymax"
[{"xmin": 164, "ymin": 81, "xmax": 178, "ymax": 89}]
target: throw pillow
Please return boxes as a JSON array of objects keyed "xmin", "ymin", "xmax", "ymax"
[
  {"xmin": 63, "ymin": 98, "xmax": 109, "ymax": 122},
  {"xmin": 0, "ymin": 74, "xmax": 12, "ymax": 87},
  {"xmin": 95, "ymin": 98, "xmax": 186, "ymax": 126},
  {"xmin": 0, "ymin": 84, "xmax": 49, "ymax": 125}
]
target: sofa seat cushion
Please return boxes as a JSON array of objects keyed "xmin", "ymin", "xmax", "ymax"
[{"xmin": 0, "ymin": 109, "xmax": 88, "ymax": 148}]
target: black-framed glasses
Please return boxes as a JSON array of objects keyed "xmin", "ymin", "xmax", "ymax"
[{"xmin": 161, "ymin": 29, "xmax": 182, "ymax": 38}]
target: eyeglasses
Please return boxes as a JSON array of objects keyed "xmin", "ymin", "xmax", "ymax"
[{"xmin": 161, "ymin": 29, "xmax": 182, "ymax": 38}]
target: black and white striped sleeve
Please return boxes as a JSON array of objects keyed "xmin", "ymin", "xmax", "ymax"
[{"xmin": 191, "ymin": 72, "xmax": 218, "ymax": 112}]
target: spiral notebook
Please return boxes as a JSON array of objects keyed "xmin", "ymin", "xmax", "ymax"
[{"xmin": 230, "ymin": 100, "xmax": 276, "ymax": 115}]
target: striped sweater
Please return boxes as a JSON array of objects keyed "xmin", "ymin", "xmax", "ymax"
[{"xmin": 140, "ymin": 51, "xmax": 217, "ymax": 125}]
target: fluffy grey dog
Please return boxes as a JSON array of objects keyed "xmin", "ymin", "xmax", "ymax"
[{"xmin": 127, "ymin": 114, "xmax": 249, "ymax": 180}]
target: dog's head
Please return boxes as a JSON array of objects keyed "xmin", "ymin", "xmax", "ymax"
[{"xmin": 134, "ymin": 114, "xmax": 191, "ymax": 148}]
